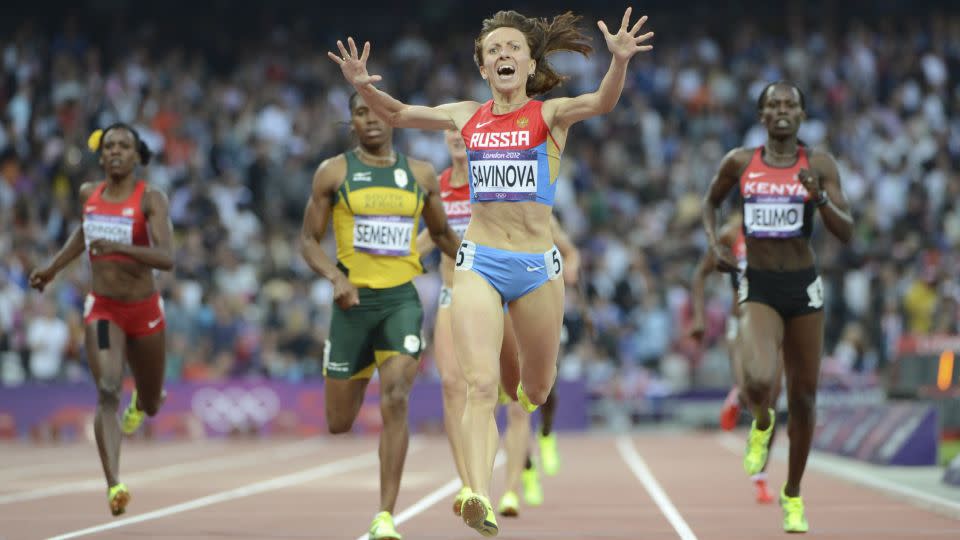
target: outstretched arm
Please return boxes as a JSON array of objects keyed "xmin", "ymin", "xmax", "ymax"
[
  {"xmin": 545, "ymin": 9, "xmax": 654, "ymax": 130},
  {"xmin": 328, "ymin": 38, "xmax": 476, "ymax": 131}
]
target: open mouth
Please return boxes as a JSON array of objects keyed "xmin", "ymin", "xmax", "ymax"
[
  {"xmin": 775, "ymin": 118, "xmax": 790, "ymax": 128},
  {"xmin": 365, "ymin": 128, "xmax": 383, "ymax": 137},
  {"xmin": 496, "ymin": 65, "xmax": 516, "ymax": 79}
]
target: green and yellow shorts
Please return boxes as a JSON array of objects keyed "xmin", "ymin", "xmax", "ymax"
[{"xmin": 323, "ymin": 282, "xmax": 424, "ymax": 380}]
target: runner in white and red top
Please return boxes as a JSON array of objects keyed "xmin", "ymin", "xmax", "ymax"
[
  {"xmin": 702, "ymin": 81, "xmax": 854, "ymax": 533},
  {"xmin": 29, "ymin": 123, "xmax": 174, "ymax": 518}
]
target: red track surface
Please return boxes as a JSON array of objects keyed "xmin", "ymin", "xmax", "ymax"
[{"xmin": 0, "ymin": 432, "xmax": 955, "ymax": 539}]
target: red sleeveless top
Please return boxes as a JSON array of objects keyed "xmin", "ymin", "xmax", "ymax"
[{"xmin": 83, "ymin": 180, "xmax": 151, "ymax": 262}]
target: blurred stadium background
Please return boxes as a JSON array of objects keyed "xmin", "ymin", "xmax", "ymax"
[{"xmin": 0, "ymin": 0, "xmax": 958, "ymax": 475}]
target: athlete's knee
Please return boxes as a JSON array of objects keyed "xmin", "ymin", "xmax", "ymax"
[
  {"xmin": 464, "ymin": 372, "xmax": 499, "ymax": 402},
  {"xmin": 440, "ymin": 372, "xmax": 466, "ymax": 400},
  {"xmin": 787, "ymin": 387, "xmax": 817, "ymax": 422},
  {"xmin": 380, "ymin": 383, "xmax": 411, "ymax": 419},
  {"xmin": 326, "ymin": 414, "xmax": 355, "ymax": 434},
  {"xmin": 521, "ymin": 380, "xmax": 552, "ymax": 406},
  {"xmin": 96, "ymin": 379, "xmax": 122, "ymax": 408}
]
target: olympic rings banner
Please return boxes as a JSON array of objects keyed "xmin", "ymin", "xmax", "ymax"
[{"xmin": 0, "ymin": 380, "xmax": 588, "ymax": 440}]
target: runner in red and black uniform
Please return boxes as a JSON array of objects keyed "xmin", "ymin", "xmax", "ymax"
[
  {"xmin": 30, "ymin": 123, "xmax": 173, "ymax": 517},
  {"xmin": 702, "ymin": 81, "xmax": 853, "ymax": 533},
  {"xmin": 690, "ymin": 211, "xmax": 778, "ymax": 504}
]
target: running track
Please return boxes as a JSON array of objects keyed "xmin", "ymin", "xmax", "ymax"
[{"xmin": 0, "ymin": 432, "xmax": 956, "ymax": 539}]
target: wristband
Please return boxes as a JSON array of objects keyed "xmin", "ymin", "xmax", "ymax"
[{"xmin": 815, "ymin": 194, "xmax": 829, "ymax": 207}]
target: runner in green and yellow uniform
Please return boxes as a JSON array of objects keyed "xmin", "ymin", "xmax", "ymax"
[{"xmin": 301, "ymin": 93, "xmax": 460, "ymax": 540}]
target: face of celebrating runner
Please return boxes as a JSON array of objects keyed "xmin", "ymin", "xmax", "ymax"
[{"xmin": 478, "ymin": 26, "xmax": 536, "ymax": 95}]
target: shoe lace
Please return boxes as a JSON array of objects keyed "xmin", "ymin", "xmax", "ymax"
[{"xmin": 782, "ymin": 495, "xmax": 804, "ymax": 516}]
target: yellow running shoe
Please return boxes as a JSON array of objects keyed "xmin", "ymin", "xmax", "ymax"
[
  {"xmin": 780, "ymin": 486, "xmax": 809, "ymax": 533},
  {"xmin": 497, "ymin": 385, "xmax": 512, "ymax": 405},
  {"xmin": 453, "ymin": 486, "xmax": 472, "ymax": 516},
  {"xmin": 743, "ymin": 408, "xmax": 775, "ymax": 476},
  {"xmin": 516, "ymin": 383, "xmax": 538, "ymax": 413},
  {"xmin": 121, "ymin": 390, "xmax": 145, "ymax": 435},
  {"xmin": 497, "ymin": 491, "xmax": 519, "ymax": 517},
  {"xmin": 461, "ymin": 494, "xmax": 499, "ymax": 537},
  {"xmin": 538, "ymin": 432, "xmax": 560, "ymax": 476},
  {"xmin": 368, "ymin": 511, "xmax": 402, "ymax": 540},
  {"xmin": 521, "ymin": 466, "xmax": 543, "ymax": 507},
  {"xmin": 107, "ymin": 483, "xmax": 130, "ymax": 516}
]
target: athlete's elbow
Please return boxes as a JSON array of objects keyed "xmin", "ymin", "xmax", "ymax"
[{"xmin": 156, "ymin": 252, "xmax": 174, "ymax": 271}]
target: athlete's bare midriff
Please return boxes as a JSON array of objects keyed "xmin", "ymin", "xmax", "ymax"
[
  {"xmin": 91, "ymin": 261, "xmax": 157, "ymax": 301},
  {"xmin": 465, "ymin": 201, "xmax": 553, "ymax": 253},
  {"xmin": 745, "ymin": 237, "xmax": 815, "ymax": 272}
]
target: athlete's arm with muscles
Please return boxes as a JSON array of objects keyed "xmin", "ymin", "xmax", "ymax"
[
  {"xmin": 799, "ymin": 151, "xmax": 853, "ymax": 244},
  {"xmin": 542, "ymin": 9, "xmax": 653, "ymax": 134},
  {"xmin": 550, "ymin": 215, "xmax": 580, "ymax": 285},
  {"xmin": 329, "ymin": 38, "xmax": 478, "ymax": 131},
  {"xmin": 30, "ymin": 182, "xmax": 97, "ymax": 292},
  {"xmin": 301, "ymin": 156, "xmax": 360, "ymax": 309},
  {"xmin": 412, "ymin": 159, "xmax": 460, "ymax": 259},
  {"xmin": 703, "ymin": 148, "xmax": 750, "ymax": 272},
  {"xmin": 88, "ymin": 189, "xmax": 174, "ymax": 270}
]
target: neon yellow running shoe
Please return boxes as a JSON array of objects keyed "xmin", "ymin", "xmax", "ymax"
[
  {"xmin": 743, "ymin": 408, "xmax": 775, "ymax": 476},
  {"xmin": 497, "ymin": 491, "xmax": 519, "ymax": 517},
  {"xmin": 521, "ymin": 466, "xmax": 543, "ymax": 507},
  {"xmin": 538, "ymin": 432, "xmax": 560, "ymax": 476},
  {"xmin": 107, "ymin": 483, "xmax": 130, "ymax": 516},
  {"xmin": 461, "ymin": 494, "xmax": 499, "ymax": 537},
  {"xmin": 453, "ymin": 486, "xmax": 472, "ymax": 516},
  {"xmin": 497, "ymin": 385, "xmax": 512, "ymax": 405},
  {"xmin": 516, "ymin": 383, "xmax": 538, "ymax": 413},
  {"xmin": 780, "ymin": 486, "xmax": 809, "ymax": 533},
  {"xmin": 121, "ymin": 390, "xmax": 145, "ymax": 435},
  {"xmin": 368, "ymin": 511, "xmax": 402, "ymax": 540}
]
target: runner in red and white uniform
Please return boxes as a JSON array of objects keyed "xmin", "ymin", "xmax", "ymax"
[{"xmin": 30, "ymin": 123, "xmax": 173, "ymax": 517}]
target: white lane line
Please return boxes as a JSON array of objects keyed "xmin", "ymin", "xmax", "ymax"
[
  {"xmin": 716, "ymin": 432, "xmax": 960, "ymax": 516},
  {"xmin": 352, "ymin": 451, "xmax": 506, "ymax": 540},
  {"xmin": 616, "ymin": 436, "xmax": 699, "ymax": 540},
  {"xmin": 47, "ymin": 448, "xmax": 384, "ymax": 540},
  {"xmin": 1, "ymin": 439, "xmax": 324, "ymax": 505}
]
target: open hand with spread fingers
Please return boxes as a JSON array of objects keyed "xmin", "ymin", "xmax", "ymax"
[
  {"xmin": 327, "ymin": 37, "xmax": 383, "ymax": 88},
  {"xmin": 597, "ymin": 7, "xmax": 654, "ymax": 62}
]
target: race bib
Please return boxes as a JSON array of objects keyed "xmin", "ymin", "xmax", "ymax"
[
  {"xmin": 83, "ymin": 214, "xmax": 133, "ymax": 248},
  {"xmin": 353, "ymin": 215, "xmax": 414, "ymax": 256},
  {"xmin": 743, "ymin": 200, "xmax": 805, "ymax": 238},
  {"xmin": 469, "ymin": 149, "xmax": 538, "ymax": 202}
]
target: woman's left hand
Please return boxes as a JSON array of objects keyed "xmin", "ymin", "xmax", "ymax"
[{"xmin": 598, "ymin": 7, "xmax": 654, "ymax": 62}]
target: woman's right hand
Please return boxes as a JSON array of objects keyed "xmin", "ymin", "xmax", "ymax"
[
  {"xmin": 28, "ymin": 266, "xmax": 56, "ymax": 293},
  {"xmin": 328, "ymin": 37, "xmax": 383, "ymax": 88},
  {"xmin": 332, "ymin": 273, "xmax": 360, "ymax": 310}
]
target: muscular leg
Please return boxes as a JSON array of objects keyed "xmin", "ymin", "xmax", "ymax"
[
  {"xmin": 739, "ymin": 303, "xmax": 784, "ymax": 430},
  {"xmin": 434, "ymin": 307, "xmax": 469, "ymax": 487},
  {"xmin": 325, "ymin": 377, "xmax": 370, "ymax": 434},
  {"xmin": 125, "ymin": 331, "xmax": 166, "ymax": 416},
  {"xmin": 377, "ymin": 354, "xmax": 419, "ymax": 513},
  {"xmin": 451, "ymin": 270, "xmax": 505, "ymax": 498},
  {"xmin": 781, "ymin": 311, "xmax": 824, "ymax": 497},
  {"xmin": 85, "ymin": 321, "xmax": 128, "ymax": 489},
  {"xmin": 507, "ymin": 278, "xmax": 564, "ymax": 406}
]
